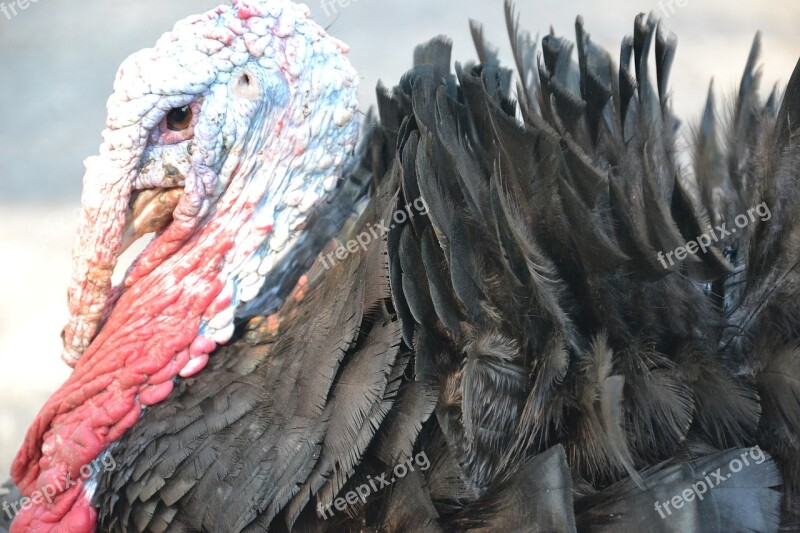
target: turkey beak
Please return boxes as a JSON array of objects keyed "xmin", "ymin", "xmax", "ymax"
[{"xmin": 120, "ymin": 187, "xmax": 184, "ymax": 254}]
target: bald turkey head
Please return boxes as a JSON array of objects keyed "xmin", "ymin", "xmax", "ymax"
[{"xmin": 11, "ymin": 1, "xmax": 359, "ymax": 530}]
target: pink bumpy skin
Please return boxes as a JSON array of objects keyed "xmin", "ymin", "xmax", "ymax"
[{"xmin": 10, "ymin": 1, "xmax": 360, "ymax": 531}]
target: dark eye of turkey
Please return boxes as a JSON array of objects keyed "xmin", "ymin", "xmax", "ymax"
[{"xmin": 166, "ymin": 105, "xmax": 193, "ymax": 131}]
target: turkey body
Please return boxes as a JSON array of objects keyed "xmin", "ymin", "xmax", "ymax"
[{"xmin": 8, "ymin": 2, "xmax": 800, "ymax": 532}]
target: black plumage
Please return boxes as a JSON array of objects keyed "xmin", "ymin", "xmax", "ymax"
[{"xmin": 3, "ymin": 4, "xmax": 798, "ymax": 532}]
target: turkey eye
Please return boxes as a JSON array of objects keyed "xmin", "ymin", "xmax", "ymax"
[{"xmin": 166, "ymin": 105, "xmax": 193, "ymax": 131}]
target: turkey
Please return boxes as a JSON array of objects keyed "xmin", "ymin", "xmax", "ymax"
[{"xmin": 2, "ymin": 0, "xmax": 799, "ymax": 531}]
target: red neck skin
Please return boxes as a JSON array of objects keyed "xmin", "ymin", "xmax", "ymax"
[{"xmin": 8, "ymin": 207, "xmax": 256, "ymax": 531}]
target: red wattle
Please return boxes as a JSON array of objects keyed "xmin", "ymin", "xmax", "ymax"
[
  {"xmin": 10, "ymin": 485, "xmax": 96, "ymax": 533},
  {"xmin": 9, "ymin": 223, "xmax": 236, "ymax": 529}
]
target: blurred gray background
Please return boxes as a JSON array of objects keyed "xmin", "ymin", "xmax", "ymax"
[{"xmin": 0, "ymin": 0, "xmax": 797, "ymax": 477}]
